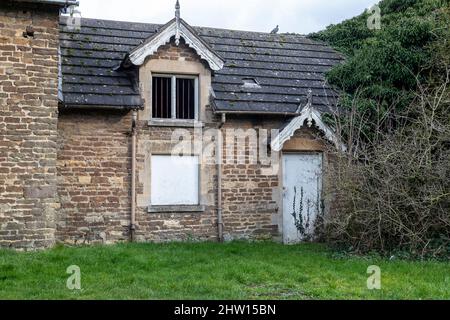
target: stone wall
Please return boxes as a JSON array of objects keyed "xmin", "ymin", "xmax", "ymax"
[
  {"xmin": 134, "ymin": 38, "xmax": 219, "ymax": 242},
  {"xmin": 54, "ymin": 37, "xmax": 335, "ymax": 245},
  {"xmin": 0, "ymin": 10, "xmax": 337, "ymax": 247},
  {"xmin": 146, "ymin": 38, "xmax": 203, "ymax": 64},
  {"xmin": 56, "ymin": 109, "xmax": 133, "ymax": 244},
  {"xmin": 138, "ymin": 38, "xmax": 213, "ymax": 122},
  {"xmin": 221, "ymin": 117, "xmax": 282, "ymax": 241},
  {"xmin": 218, "ymin": 118, "xmax": 332, "ymax": 241},
  {"xmin": 55, "ymin": 108, "xmax": 334, "ymax": 244},
  {"xmin": 134, "ymin": 123, "xmax": 219, "ymax": 242},
  {"xmin": 0, "ymin": 3, "xmax": 60, "ymax": 249},
  {"xmin": 56, "ymin": 109, "xmax": 220, "ymax": 243}
]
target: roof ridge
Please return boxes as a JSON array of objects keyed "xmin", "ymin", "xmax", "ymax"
[
  {"xmin": 80, "ymin": 17, "xmax": 162, "ymax": 27},
  {"xmin": 78, "ymin": 17, "xmax": 307, "ymax": 38}
]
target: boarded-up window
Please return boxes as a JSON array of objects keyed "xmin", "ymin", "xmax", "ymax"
[
  {"xmin": 152, "ymin": 75, "xmax": 197, "ymax": 120},
  {"xmin": 151, "ymin": 155, "xmax": 199, "ymax": 205}
]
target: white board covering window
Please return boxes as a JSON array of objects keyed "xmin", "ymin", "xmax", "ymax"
[{"xmin": 151, "ymin": 155, "xmax": 199, "ymax": 206}]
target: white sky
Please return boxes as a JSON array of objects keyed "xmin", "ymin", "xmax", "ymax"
[{"xmin": 78, "ymin": 0, "xmax": 380, "ymax": 34}]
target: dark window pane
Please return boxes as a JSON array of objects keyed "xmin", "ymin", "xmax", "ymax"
[
  {"xmin": 176, "ymin": 78, "xmax": 195, "ymax": 120},
  {"xmin": 152, "ymin": 77, "xmax": 172, "ymax": 119}
]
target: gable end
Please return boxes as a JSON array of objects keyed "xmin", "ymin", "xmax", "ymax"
[{"xmin": 128, "ymin": 19, "xmax": 224, "ymax": 71}]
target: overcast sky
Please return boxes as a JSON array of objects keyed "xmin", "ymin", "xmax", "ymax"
[{"xmin": 78, "ymin": 0, "xmax": 380, "ymax": 34}]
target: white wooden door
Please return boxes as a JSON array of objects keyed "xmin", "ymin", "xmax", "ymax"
[{"xmin": 282, "ymin": 153, "xmax": 323, "ymax": 244}]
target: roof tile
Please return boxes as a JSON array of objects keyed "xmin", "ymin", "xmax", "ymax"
[{"xmin": 60, "ymin": 18, "xmax": 342, "ymax": 113}]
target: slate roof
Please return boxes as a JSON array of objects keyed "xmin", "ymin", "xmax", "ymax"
[
  {"xmin": 14, "ymin": 0, "xmax": 79, "ymax": 7},
  {"xmin": 60, "ymin": 18, "xmax": 343, "ymax": 114}
]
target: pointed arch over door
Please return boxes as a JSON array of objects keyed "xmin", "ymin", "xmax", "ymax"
[{"xmin": 271, "ymin": 102, "xmax": 346, "ymax": 152}]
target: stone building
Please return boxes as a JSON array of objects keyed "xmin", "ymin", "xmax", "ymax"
[{"xmin": 0, "ymin": 0, "xmax": 343, "ymax": 249}]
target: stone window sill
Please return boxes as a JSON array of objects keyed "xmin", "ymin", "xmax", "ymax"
[
  {"xmin": 148, "ymin": 205, "xmax": 206, "ymax": 214},
  {"xmin": 148, "ymin": 119, "xmax": 204, "ymax": 128}
]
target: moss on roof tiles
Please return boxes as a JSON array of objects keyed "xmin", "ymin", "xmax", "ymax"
[{"xmin": 60, "ymin": 18, "xmax": 340, "ymax": 112}]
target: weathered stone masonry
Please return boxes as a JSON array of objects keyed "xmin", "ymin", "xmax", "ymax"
[
  {"xmin": 56, "ymin": 109, "xmax": 132, "ymax": 244},
  {"xmin": 1, "ymin": 3, "xmax": 340, "ymax": 249},
  {"xmin": 134, "ymin": 40, "xmax": 220, "ymax": 242},
  {"xmin": 220, "ymin": 117, "xmax": 331, "ymax": 242},
  {"xmin": 55, "ymin": 41, "xmax": 220, "ymax": 244},
  {"xmin": 0, "ymin": 3, "xmax": 60, "ymax": 249}
]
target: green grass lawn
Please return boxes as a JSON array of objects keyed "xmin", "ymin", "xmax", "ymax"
[{"xmin": 0, "ymin": 242, "xmax": 448, "ymax": 300}]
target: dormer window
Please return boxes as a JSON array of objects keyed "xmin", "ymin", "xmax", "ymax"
[{"xmin": 152, "ymin": 74, "xmax": 199, "ymax": 120}]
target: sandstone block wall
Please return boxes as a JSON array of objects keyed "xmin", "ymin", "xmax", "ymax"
[
  {"xmin": 55, "ymin": 110, "xmax": 333, "ymax": 244},
  {"xmin": 221, "ymin": 117, "xmax": 282, "ymax": 241},
  {"xmin": 56, "ymin": 109, "xmax": 132, "ymax": 244},
  {"xmin": 0, "ymin": 11, "xmax": 336, "ymax": 247},
  {"xmin": 0, "ymin": 3, "xmax": 60, "ymax": 249}
]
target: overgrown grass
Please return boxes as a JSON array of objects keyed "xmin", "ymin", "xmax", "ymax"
[{"xmin": 0, "ymin": 242, "xmax": 448, "ymax": 300}]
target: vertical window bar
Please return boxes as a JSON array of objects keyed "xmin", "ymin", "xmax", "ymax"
[
  {"xmin": 160, "ymin": 78, "xmax": 163, "ymax": 118},
  {"xmin": 162, "ymin": 78, "xmax": 165, "ymax": 118},
  {"xmin": 156, "ymin": 77, "xmax": 158, "ymax": 118},
  {"xmin": 163, "ymin": 78, "xmax": 165, "ymax": 118},
  {"xmin": 178, "ymin": 79, "xmax": 184, "ymax": 119},
  {"xmin": 179, "ymin": 78, "xmax": 182, "ymax": 119},
  {"xmin": 181, "ymin": 79, "xmax": 186, "ymax": 119},
  {"xmin": 186, "ymin": 80, "xmax": 191, "ymax": 119},
  {"xmin": 157, "ymin": 77, "xmax": 160, "ymax": 118},
  {"xmin": 194, "ymin": 77, "xmax": 199, "ymax": 120},
  {"xmin": 177, "ymin": 78, "xmax": 180, "ymax": 119},
  {"xmin": 171, "ymin": 76, "xmax": 176, "ymax": 119},
  {"xmin": 153, "ymin": 75, "xmax": 198, "ymax": 120},
  {"xmin": 161, "ymin": 78, "xmax": 163, "ymax": 118},
  {"xmin": 166, "ymin": 77, "xmax": 170, "ymax": 118},
  {"xmin": 156, "ymin": 77, "xmax": 159, "ymax": 118},
  {"xmin": 163, "ymin": 78, "xmax": 166, "ymax": 118},
  {"xmin": 152, "ymin": 77, "xmax": 156, "ymax": 118},
  {"xmin": 181, "ymin": 79, "xmax": 184, "ymax": 119},
  {"xmin": 176, "ymin": 79, "xmax": 179, "ymax": 119}
]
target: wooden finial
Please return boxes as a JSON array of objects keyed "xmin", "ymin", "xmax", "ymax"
[
  {"xmin": 175, "ymin": 0, "xmax": 180, "ymax": 20},
  {"xmin": 175, "ymin": 0, "xmax": 181, "ymax": 46}
]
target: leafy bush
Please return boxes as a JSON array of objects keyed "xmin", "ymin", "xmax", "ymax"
[
  {"xmin": 310, "ymin": 0, "xmax": 447, "ymax": 137},
  {"xmin": 312, "ymin": 0, "xmax": 450, "ymax": 258}
]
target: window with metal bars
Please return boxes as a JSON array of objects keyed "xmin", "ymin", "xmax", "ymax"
[
  {"xmin": 152, "ymin": 77, "xmax": 172, "ymax": 119},
  {"xmin": 152, "ymin": 75, "xmax": 198, "ymax": 120}
]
